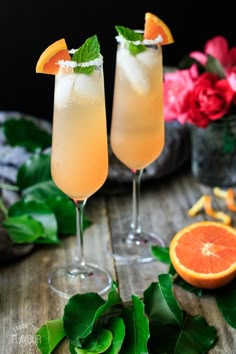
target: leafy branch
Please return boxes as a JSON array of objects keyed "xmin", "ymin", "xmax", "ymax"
[{"xmin": 36, "ymin": 274, "xmax": 217, "ymax": 354}]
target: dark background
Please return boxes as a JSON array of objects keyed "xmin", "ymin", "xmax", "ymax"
[{"xmin": 1, "ymin": 0, "xmax": 235, "ymax": 131}]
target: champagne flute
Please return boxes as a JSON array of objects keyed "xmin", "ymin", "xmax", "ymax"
[
  {"xmin": 110, "ymin": 27, "xmax": 165, "ymax": 264},
  {"xmin": 48, "ymin": 36, "xmax": 112, "ymax": 298}
]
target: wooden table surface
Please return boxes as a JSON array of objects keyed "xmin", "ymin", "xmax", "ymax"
[{"xmin": 1, "ymin": 169, "xmax": 236, "ymax": 353}]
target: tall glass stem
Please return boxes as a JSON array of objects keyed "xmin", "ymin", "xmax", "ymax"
[
  {"xmin": 74, "ymin": 199, "xmax": 87, "ymax": 266},
  {"xmin": 129, "ymin": 169, "xmax": 143, "ymax": 239}
]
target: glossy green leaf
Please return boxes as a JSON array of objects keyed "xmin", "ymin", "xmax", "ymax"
[
  {"xmin": 17, "ymin": 153, "xmax": 51, "ymax": 191},
  {"xmin": 205, "ymin": 55, "xmax": 226, "ymax": 78},
  {"xmin": 79, "ymin": 328, "xmax": 113, "ymax": 353},
  {"xmin": 104, "ymin": 317, "xmax": 125, "ymax": 354},
  {"xmin": 121, "ymin": 295, "xmax": 149, "ymax": 354},
  {"xmin": 8, "ymin": 199, "xmax": 59, "ymax": 244},
  {"xmin": 63, "ymin": 290, "xmax": 122, "ymax": 346},
  {"xmin": 174, "ymin": 314, "xmax": 217, "ymax": 354},
  {"xmin": 23, "ymin": 180, "xmax": 65, "ymax": 202},
  {"xmin": 2, "ymin": 117, "xmax": 51, "ymax": 152},
  {"xmin": 148, "ymin": 314, "xmax": 217, "ymax": 354},
  {"xmin": 46, "ymin": 196, "xmax": 92, "ymax": 236},
  {"xmin": 3, "ymin": 214, "xmax": 44, "ymax": 243},
  {"xmin": 174, "ymin": 276, "xmax": 205, "ymax": 297},
  {"xmin": 151, "ymin": 245, "xmax": 170, "ymax": 264},
  {"xmin": 36, "ymin": 318, "xmax": 65, "ymax": 354},
  {"xmin": 215, "ymin": 278, "xmax": 236, "ymax": 328},
  {"xmin": 144, "ymin": 273, "xmax": 183, "ymax": 325}
]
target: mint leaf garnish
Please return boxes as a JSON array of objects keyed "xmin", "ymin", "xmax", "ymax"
[
  {"xmin": 115, "ymin": 26, "xmax": 143, "ymax": 41},
  {"xmin": 115, "ymin": 25, "xmax": 146, "ymax": 55},
  {"xmin": 72, "ymin": 35, "xmax": 100, "ymax": 74}
]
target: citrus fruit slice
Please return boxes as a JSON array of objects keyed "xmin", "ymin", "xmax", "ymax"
[
  {"xmin": 36, "ymin": 38, "xmax": 71, "ymax": 75},
  {"xmin": 169, "ymin": 221, "xmax": 236, "ymax": 289},
  {"xmin": 144, "ymin": 12, "xmax": 174, "ymax": 45}
]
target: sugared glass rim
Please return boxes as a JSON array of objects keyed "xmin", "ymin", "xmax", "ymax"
[
  {"xmin": 116, "ymin": 33, "xmax": 163, "ymax": 46},
  {"xmin": 58, "ymin": 53, "xmax": 103, "ymax": 68}
]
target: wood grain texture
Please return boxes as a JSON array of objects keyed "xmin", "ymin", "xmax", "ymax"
[{"xmin": 1, "ymin": 171, "xmax": 236, "ymax": 353}]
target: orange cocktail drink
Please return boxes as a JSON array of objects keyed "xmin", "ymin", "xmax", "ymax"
[
  {"xmin": 51, "ymin": 68, "xmax": 108, "ymax": 200},
  {"xmin": 111, "ymin": 43, "xmax": 164, "ymax": 170}
]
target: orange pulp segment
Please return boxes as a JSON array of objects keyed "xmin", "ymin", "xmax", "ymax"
[
  {"xmin": 144, "ymin": 12, "xmax": 174, "ymax": 45},
  {"xmin": 169, "ymin": 221, "xmax": 236, "ymax": 289},
  {"xmin": 36, "ymin": 38, "xmax": 71, "ymax": 75}
]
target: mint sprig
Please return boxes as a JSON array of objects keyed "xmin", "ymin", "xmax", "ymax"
[
  {"xmin": 115, "ymin": 25, "xmax": 146, "ymax": 55},
  {"xmin": 72, "ymin": 35, "xmax": 100, "ymax": 74}
]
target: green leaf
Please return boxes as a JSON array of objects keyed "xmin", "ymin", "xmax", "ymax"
[
  {"xmin": 174, "ymin": 276, "xmax": 205, "ymax": 297},
  {"xmin": 63, "ymin": 290, "xmax": 122, "ymax": 346},
  {"xmin": 174, "ymin": 314, "xmax": 217, "ymax": 354},
  {"xmin": 215, "ymin": 278, "xmax": 236, "ymax": 328},
  {"xmin": 72, "ymin": 35, "xmax": 100, "ymax": 74},
  {"xmin": 205, "ymin": 55, "xmax": 226, "ymax": 78},
  {"xmin": 2, "ymin": 117, "xmax": 51, "ymax": 153},
  {"xmin": 46, "ymin": 196, "xmax": 92, "ymax": 236},
  {"xmin": 2, "ymin": 215, "xmax": 44, "ymax": 243},
  {"xmin": 115, "ymin": 26, "xmax": 145, "ymax": 56},
  {"xmin": 148, "ymin": 314, "xmax": 217, "ymax": 354},
  {"xmin": 128, "ymin": 42, "xmax": 146, "ymax": 56},
  {"xmin": 17, "ymin": 153, "xmax": 51, "ymax": 191},
  {"xmin": 121, "ymin": 295, "xmax": 149, "ymax": 354},
  {"xmin": 104, "ymin": 318, "xmax": 125, "ymax": 354},
  {"xmin": 23, "ymin": 180, "xmax": 65, "ymax": 202},
  {"xmin": 36, "ymin": 318, "xmax": 65, "ymax": 354},
  {"xmin": 144, "ymin": 273, "xmax": 183, "ymax": 326},
  {"xmin": 151, "ymin": 245, "xmax": 170, "ymax": 264},
  {"xmin": 8, "ymin": 199, "xmax": 59, "ymax": 244},
  {"xmin": 79, "ymin": 328, "xmax": 113, "ymax": 353},
  {"xmin": 115, "ymin": 26, "xmax": 143, "ymax": 42}
]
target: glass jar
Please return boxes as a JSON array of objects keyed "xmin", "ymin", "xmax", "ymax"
[{"xmin": 190, "ymin": 116, "xmax": 236, "ymax": 187}]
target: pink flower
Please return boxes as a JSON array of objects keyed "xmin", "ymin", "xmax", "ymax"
[
  {"xmin": 164, "ymin": 65, "xmax": 198, "ymax": 124},
  {"xmin": 190, "ymin": 36, "xmax": 236, "ymax": 71},
  {"xmin": 188, "ymin": 73, "xmax": 235, "ymax": 128}
]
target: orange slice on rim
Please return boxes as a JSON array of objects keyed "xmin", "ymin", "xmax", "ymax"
[
  {"xmin": 169, "ymin": 221, "xmax": 236, "ymax": 289},
  {"xmin": 144, "ymin": 12, "xmax": 174, "ymax": 45},
  {"xmin": 36, "ymin": 38, "xmax": 71, "ymax": 75}
]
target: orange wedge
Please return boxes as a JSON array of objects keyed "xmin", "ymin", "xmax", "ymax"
[
  {"xmin": 169, "ymin": 221, "xmax": 236, "ymax": 289},
  {"xmin": 144, "ymin": 12, "xmax": 174, "ymax": 45},
  {"xmin": 36, "ymin": 38, "xmax": 71, "ymax": 75}
]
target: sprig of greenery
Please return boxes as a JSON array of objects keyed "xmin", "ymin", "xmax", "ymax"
[
  {"xmin": 115, "ymin": 26, "xmax": 146, "ymax": 55},
  {"xmin": 36, "ymin": 275, "xmax": 217, "ymax": 353},
  {"xmin": 72, "ymin": 35, "xmax": 101, "ymax": 74}
]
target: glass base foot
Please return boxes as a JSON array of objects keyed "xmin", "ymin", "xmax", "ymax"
[
  {"xmin": 48, "ymin": 263, "xmax": 113, "ymax": 299},
  {"xmin": 110, "ymin": 231, "xmax": 165, "ymax": 265}
]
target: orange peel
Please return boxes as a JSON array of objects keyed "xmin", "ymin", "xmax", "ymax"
[
  {"xmin": 187, "ymin": 195, "xmax": 231, "ymax": 225},
  {"xmin": 213, "ymin": 187, "xmax": 236, "ymax": 212}
]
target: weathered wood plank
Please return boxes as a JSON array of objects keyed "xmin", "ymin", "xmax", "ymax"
[{"xmin": 1, "ymin": 172, "xmax": 236, "ymax": 353}]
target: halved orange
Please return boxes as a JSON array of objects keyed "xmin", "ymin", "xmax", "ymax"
[
  {"xmin": 36, "ymin": 38, "xmax": 71, "ymax": 75},
  {"xmin": 169, "ymin": 221, "xmax": 236, "ymax": 289},
  {"xmin": 144, "ymin": 12, "xmax": 174, "ymax": 45}
]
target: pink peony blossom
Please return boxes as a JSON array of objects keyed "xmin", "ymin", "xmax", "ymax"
[
  {"xmin": 164, "ymin": 35, "xmax": 236, "ymax": 128},
  {"xmin": 164, "ymin": 65, "xmax": 198, "ymax": 124}
]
